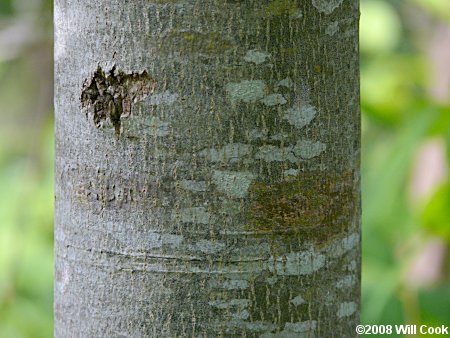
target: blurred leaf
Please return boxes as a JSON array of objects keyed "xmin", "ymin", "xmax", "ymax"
[
  {"xmin": 409, "ymin": 0, "xmax": 450, "ymax": 23},
  {"xmin": 362, "ymin": 260, "xmax": 404, "ymax": 324},
  {"xmin": 363, "ymin": 106, "xmax": 437, "ymax": 232},
  {"xmin": 361, "ymin": 55, "xmax": 427, "ymax": 124},
  {"xmin": 360, "ymin": 0, "xmax": 402, "ymax": 53},
  {"xmin": 428, "ymin": 104, "xmax": 450, "ymax": 137},
  {"xmin": 0, "ymin": 0, "xmax": 14, "ymax": 17},
  {"xmin": 421, "ymin": 183, "xmax": 450, "ymax": 242},
  {"xmin": 419, "ymin": 282, "xmax": 450, "ymax": 327},
  {"xmin": 0, "ymin": 117, "xmax": 54, "ymax": 337}
]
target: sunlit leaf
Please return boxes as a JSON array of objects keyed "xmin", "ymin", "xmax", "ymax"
[
  {"xmin": 360, "ymin": 0, "xmax": 402, "ymax": 53},
  {"xmin": 421, "ymin": 183, "xmax": 450, "ymax": 242}
]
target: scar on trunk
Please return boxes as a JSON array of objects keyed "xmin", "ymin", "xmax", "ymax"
[{"xmin": 81, "ymin": 65, "xmax": 156, "ymax": 136}]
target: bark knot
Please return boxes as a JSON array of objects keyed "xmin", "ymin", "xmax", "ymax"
[{"xmin": 81, "ymin": 65, "xmax": 156, "ymax": 136}]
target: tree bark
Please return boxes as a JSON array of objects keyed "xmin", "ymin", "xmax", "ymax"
[{"xmin": 55, "ymin": 0, "xmax": 360, "ymax": 337}]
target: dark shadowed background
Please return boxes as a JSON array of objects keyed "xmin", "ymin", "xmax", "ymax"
[{"xmin": 0, "ymin": 0, "xmax": 448, "ymax": 336}]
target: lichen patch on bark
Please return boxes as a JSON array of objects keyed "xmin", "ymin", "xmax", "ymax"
[
  {"xmin": 80, "ymin": 66, "xmax": 156, "ymax": 136},
  {"xmin": 312, "ymin": 0, "xmax": 344, "ymax": 15},
  {"xmin": 337, "ymin": 302, "xmax": 357, "ymax": 318},
  {"xmin": 212, "ymin": 170, "xmax": 256, "ymax": 198},
  {"xmin": 199, "ymin": 143, "xmax": 253, "ymax": 163},
  {"xmin": 283, "ymin": 104, "xmax": 317, "ymax": 129},
  {"xmin": 225, "ymin": 80, "xmax": 266, "ymax": 104},
  {"xmin": 243, "ymin": 50, "xmax": 271, "ymax": 64},
  {"xmin": 254, "ymin": 140, "xmax": 326, "ymax": 163},
  {"xmin": 276, "ymin": 77, "xmax": 294, "ymax": 88},
  {"xmin": 260, "ymin": 94, "xmax": 287, "ymax": 106}
]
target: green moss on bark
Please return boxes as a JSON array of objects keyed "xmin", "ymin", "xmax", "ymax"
[{"xmin": 246, "ymin": 170, "xmax": 356, "ymax": 245}]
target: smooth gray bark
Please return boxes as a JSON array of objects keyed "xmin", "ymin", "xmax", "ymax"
[{"xmin": 55, "ymin": 0, "xmax": 360, "ymax": 337}]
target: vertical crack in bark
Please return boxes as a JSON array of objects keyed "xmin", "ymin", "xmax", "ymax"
[{"xmin": 81, "ymin": 65, "xmax": 156, "ymax": 136}]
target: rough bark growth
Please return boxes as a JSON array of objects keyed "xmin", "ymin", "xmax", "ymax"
[{"xmin": 81, "ymin": 66, "xmax": 156, "ymax": 135}]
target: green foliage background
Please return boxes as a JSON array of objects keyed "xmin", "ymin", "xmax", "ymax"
[
  {"xmin": 0, "ymin": 0, "xmax": 448, "ymax": 336},
  {"xmin": 360, "ymin": 0, "xmax": 450, "ymax": 333}
]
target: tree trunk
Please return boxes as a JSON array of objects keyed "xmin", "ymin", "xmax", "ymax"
[{"xmin": 55, "ymin": 0, "xmax": 360, "ymax": 337}]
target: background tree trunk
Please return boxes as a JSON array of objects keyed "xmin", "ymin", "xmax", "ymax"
[{"xmin": 55, "ymin": 0, "xmax": 360, "ymax": 336}]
